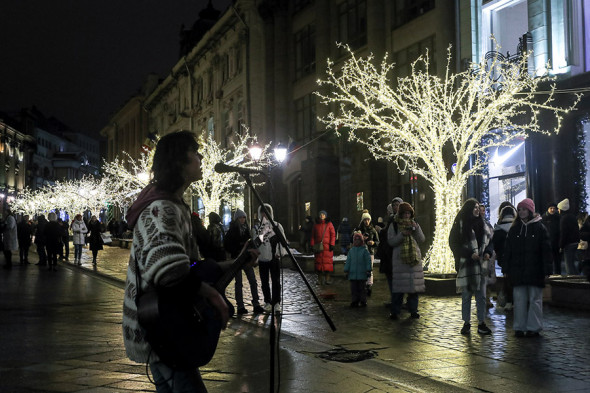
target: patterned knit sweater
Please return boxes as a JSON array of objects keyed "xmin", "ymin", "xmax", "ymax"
[{"xmin": 122, "ymin": 199, "xmax": 199, "ymax": 363}]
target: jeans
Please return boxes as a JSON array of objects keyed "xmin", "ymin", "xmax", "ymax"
[
  {"xmin": 461, "ymin": 285, "xmax": 486, "ymax": 323},
  {"xmin": 563, "ymin": 243, "xmax": 578, "ymax": 275},
  {"xmin": 234, "ymin": 265, "xmax": 260, "ymax": 309},
  {"xmin": 391, "ymin": 292, "xmax": 418, "ymax": 315},
  {"xmin": 74, "ymin": 244, "xmax": 83, "ymax": 260},
  {"xmin": 259, "ymin": 259, "xmax": 281, "ymax": 305},
  {"xmin": 513, "ymin": 285, "xmax": 543, "ymax": 332},
  {"xmin": 150, "ymin": 360, "xmax": 207, "ymax": 393}
]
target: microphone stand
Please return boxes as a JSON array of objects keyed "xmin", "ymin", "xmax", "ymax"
[{"xmin": 241, "ymin": 173, "xmax": 336, "ymax": 393}]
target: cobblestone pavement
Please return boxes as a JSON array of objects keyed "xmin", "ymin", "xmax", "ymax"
[{"xmin": 5, "ymin": 243, "xmax": 589, "ymax": 392}]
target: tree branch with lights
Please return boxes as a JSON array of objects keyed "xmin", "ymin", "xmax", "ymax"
[
  {"xmin": 317, "ymin": 44, "xmax": 579, "ymax": 273},
  {"xmin": 191, "ymin": 130, "xmax": 270, "ymax": 225}
]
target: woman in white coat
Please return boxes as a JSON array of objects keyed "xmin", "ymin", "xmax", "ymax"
[{"xmin": 70, "ymin": 214, "xmax": 87, "ymax": 265}]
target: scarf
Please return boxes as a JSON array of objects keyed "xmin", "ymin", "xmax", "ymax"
[{"xmin": 397, "ymin": 217, "xmax": 419, "ymax": 266}]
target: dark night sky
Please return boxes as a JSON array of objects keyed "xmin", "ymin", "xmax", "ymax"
[{"xmin": 0, "ymin": 0, "xmax": 231, "ymax": 138}]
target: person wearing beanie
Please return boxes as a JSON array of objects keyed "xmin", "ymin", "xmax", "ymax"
[
  {"xmin": 504, "ymin": 198, "xmax": 551, "ymax": 337},
  {"xmin": 225, "ymin": 209, "xmax": 264, "ymax": 315},
  {"xmin": 493, "ymin": 204, "xmax": 517, "ymax": 310},
  {"xmin": 355, "ymin": 209, "xmax": 380, "ymax": 296},
  {"xmin": 377, "ymin": 198, "xmax": 404, "ymax": 303},
  {"xmin": 388, "ymin": 202, "xmax": 425, "ymax": 319},
  {"xmin": 311, "ymin": 210, "xmax": 336, "ymax": 285},
  {"xmin": 558, "ymin": 198, "xmax": 580, "ymax": 275},
  {"xmin": 344, "ymin": 231, "xmax": 372, "ymax": 307},
  {"xmin": 449, "ymin": 198, "xmax": 494, "ymax": 335},
  {"xmin": 542, "ymin": 202, "xmax": 562, "ymax": 275}
]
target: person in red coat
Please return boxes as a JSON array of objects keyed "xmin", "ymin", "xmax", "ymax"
[{"xmin": 311, "ymin": 210, "xmax": 336, "ymax": 285}]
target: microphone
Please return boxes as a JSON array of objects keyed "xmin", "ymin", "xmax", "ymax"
[{"xmin": 214, "ymin": 162, "xmax": 265, "ymax": 175}]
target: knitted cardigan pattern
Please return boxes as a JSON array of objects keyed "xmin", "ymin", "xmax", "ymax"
[{"xmin": 122, "ymin": 199, "xmax": 197, "ymax": 363}]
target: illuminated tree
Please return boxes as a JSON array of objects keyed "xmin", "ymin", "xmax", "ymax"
[
  {"xmin": 191, "ymin": 131, "xmax": 270, "ymax": 225},
  {"xmin": 317, "ymin": 45, "xmax": 579, "ymax": 273},
  {"xmin": 102, "ymin": 149, "xmax": 153, "ymax": 209},
  {"xmin": 10, "ymin": 176, "xmax": 108, "ymax": 217}
]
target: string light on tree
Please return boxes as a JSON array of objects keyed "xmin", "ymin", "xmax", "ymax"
[
  {"xmin": 191, "ymin": 129, "xmax": 270, "ymax": 226},
  {"xmin": 317, "ymin": 43, "xmax": 580, "ymax": 274}
]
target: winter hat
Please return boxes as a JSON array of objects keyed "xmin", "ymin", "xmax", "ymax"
[
  {"xmin": 352, "ymin": 231, "xmax": 364, "ymax": 246},
  {"xmin": 391, "ymin": 197, "xmax": 403, "ymax": 205},
  {"xmin": 233, "ymin": 208, "xmax": 246, "ymax": 220},
  {"xmin": 548, "ymin": 202, "xmax": 558, "ymax": 209},
  {"xmin": 517, "ymin": 198, "xmax": 536, "ymax": 214},
  {"xmin": 499, "ymin": 206, "xmax": 516, "ymax": 221},
  {"xmin": 557, "ymin": 198, "xmax": 570, "ymax": 211},
  {"xmin": 319, "ymin": 210, "xmax": 328, "ymax": 218},
  {"xmin": 397, "ymin": 202, "xmax": 414, "ymax": 218},
  {"xmin": 361, "ymin": 212, "xmax": 371, "ymax": 221}
]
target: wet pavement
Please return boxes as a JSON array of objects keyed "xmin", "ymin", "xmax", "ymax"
[{"xmin": 1, "ymin": 243, "xmax": 589, "ymax": 392}]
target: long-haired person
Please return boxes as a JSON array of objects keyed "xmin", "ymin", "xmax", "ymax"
[
  {"xmin": 122, "ymin": 131, "xmax": 228, "ymax": 393},
  {"xmin": 449, "ymin": 198, "xmax": 494, "ymax": 335}
]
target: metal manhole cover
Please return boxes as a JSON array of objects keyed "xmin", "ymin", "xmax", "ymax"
[{"xmin": 316, "ymin": 348, "xmax": 377, "ymax": 363}]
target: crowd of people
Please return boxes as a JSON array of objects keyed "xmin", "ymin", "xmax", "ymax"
[{"xmin": 1, "ymin": 210, "xmax": 108, "ymax": 270}]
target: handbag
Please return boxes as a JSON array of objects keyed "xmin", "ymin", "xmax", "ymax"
[{"xmin": 313, "ymin": 224, "xmax": 328, "ymax": 253}]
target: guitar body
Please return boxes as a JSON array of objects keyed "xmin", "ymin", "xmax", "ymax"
[{"xmin": 137, "ymin": 240, "xmax": 256, "ymax": 370}]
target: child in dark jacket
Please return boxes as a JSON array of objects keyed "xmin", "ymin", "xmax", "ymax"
[{"xmin": 344, "ymin": 231, "xmax": 372, "ymax": 307}]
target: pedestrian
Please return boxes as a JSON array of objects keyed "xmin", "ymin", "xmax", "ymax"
[
  {"xmin": 70, "ymin": 214, "xmax": 88, "ymax": 265},
  {"xmin": 44, "ymin": 212, "xmax": 62, "ymax": 271},
  {"xmin": 224, "ymin": 208, "xmax": 264, "ymax": 315},
  {"xmin": 542, "ymin": 202, "xmax": 561, "ymax": 275},
  {"xmin": 479, "ymin": 204, "xmax": 497, "ymax": 308},
  {"xmin": 355, "ymin": 210, "xmax": 379, "ymax": 296},
  {"xmin": 558, "ymin": 198, "xmax": 580, "ymax": 275},
  {"xmin": 34, "ymin": 215, "xmax": 48, "ymax": 266},
  {"xmin": 122, "ymin": 130, "xmax": 228, "ymax": 392},
  {"xmin": 337, "ymin": 217, "xmax": 352, "ymax": 255},
  {"xmin": 504, "ymin": 198, "xmax": 551, "ymax": 337},
  {"xmin": 311, "ymin": 210, "xmax": 336, "ymax": 285},
  {"xmin": 87, "ymin": 215, "xmax": 104, "ymax": 265},
  {"xmin": 205, "ymin": 212, "xmax": 226, "ymax": 262},
  {"xmin": 577, "ymin": 212, "xmax": 588, "ymax": 273},
  {"xmin": 579, "ymin": 214, "xmax": 590, "ymax": 281},
  {"xmin": 388, "ymin": 202, "xmax": 425, "ymax": 319},
  {"xmin": 57, "ymin": 218, "xmax": 70, "ymax": 260},
  {"xmin": 344, "ymin": 231, "xmax": 372, "ymax": 307},
  {"xmin": 449, "ymin": 198, "xmax": 493, "ymax": 335},
  {"xmin": 253, "ymin": 203, "xmax": 286, "ymax": 314},
  {"xmin": 492, "ymin": 205, "xmax": 516, "ymax": 311},
  {"xmin": 17, "ymin": 215, "xmax": 33, "ymax": 265},
  {"xmin": 377, "ymin": 197, "xmax": 403, "ymax": 305},
  {"xmin": 2, "ymin": 208, "xmax": 18, "ymax": 269}
]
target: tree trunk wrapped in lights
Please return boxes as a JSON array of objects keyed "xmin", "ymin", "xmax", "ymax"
[{"xmin": 317, "ymin": 44, "xmax": 579, "ymax": 274}]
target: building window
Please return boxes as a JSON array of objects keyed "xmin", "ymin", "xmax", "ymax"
[
  {"xmin": 392, "ymin": 0, "xmax": 435, "ymax": 29},
  {"xmin": 393, "ymin": 35, "xmax": 436, "ymax": 79},
  {"xmin": 338, "ymin": 0, "xmax": 367, "ymax": 51},
  {"xmin": 294, "ymin": 25, "xmax": 316, "ymax": 80},
  {"xmin": 295, "ymin": 94, "xmax": 316, "ymax": 141},
  {"xmin": 293, "ymin": 0, "xmax": 313, "ymax": 14}
]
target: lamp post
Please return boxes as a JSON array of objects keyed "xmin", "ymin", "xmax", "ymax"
[{"xmin": 248, "ymin": 141, "xmax": 287, "ymax": 219}]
